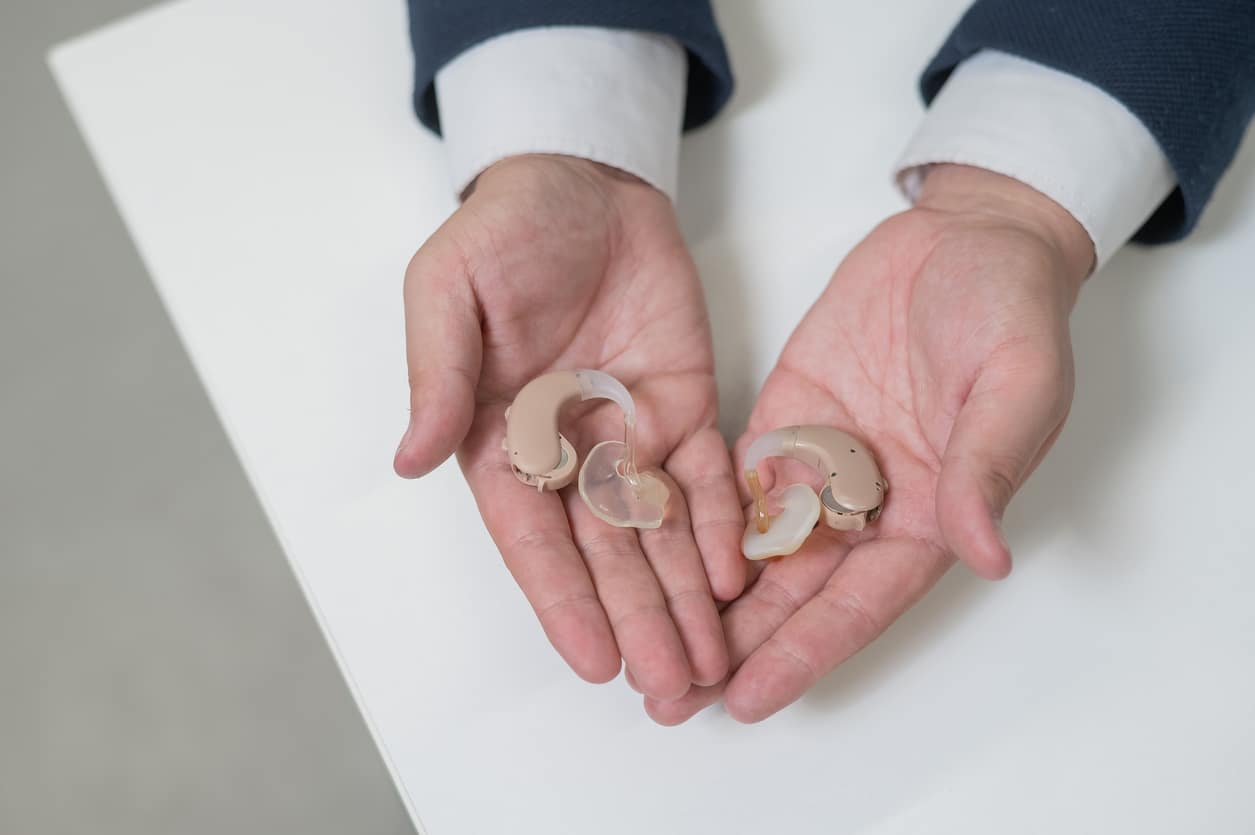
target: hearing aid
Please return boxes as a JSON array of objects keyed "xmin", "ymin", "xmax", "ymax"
[
  {"xmin": 741, "ymin": 425, "xmax": 887, "ymax": 560},
  {"xmin": 503, "ymin": 370, "xmax": 670, "ymax": 529}
]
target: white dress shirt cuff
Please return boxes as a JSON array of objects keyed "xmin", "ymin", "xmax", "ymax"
[
  {"xmin": 895, "ymin": 50, "xmax": 1176, "ymax": 269},
  {"xmin": 434, "ymin": 27, "xmax": 687, "ymax": 201}
]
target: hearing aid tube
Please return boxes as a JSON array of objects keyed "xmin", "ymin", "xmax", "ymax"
[
  {"xmin": 743, "ymin": 428, "xmax": 800, "ymax": 534},
  {"xmin": 574, "ymin": 370, "xmax": 635, "ymax": 420}
]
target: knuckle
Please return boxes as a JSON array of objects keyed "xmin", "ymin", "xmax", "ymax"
[
  {"xmin": 579, "ymin": 533, "xmax": 639, "ymax": 564},
  {"xmin": 663, "ymin": 587, "xmax": 710, "ymax": 610},
  {"xmin": 687, "ymin": 512, "xmax": 742, "ymax": 537},
  {"xmin": 691, "ymin": 515, "xmax": 746, "ymax": 539},
  {"xmin": 815, "ymin": 587, "xmax": 883, "ymax": 643},
  {"xmin": 609, "ymin": 601, "xmax": 669, "ymax": 633},
  {"xmin": 642, "ymin": 525, "xmax": 693, "ymax": 555},
  {"xmin": 535, "ymin": 592, "xmax": 601, "ymax": 625},
  {"xmin": 982, "ymin": 459, "xmax": 1021, "ymax": 508},
  {"xmin": 748, "ymin": 576, "xmax": 804, "ymax": 621},
  {"xmin": 762, "ymin": 634, "xmax": 819, "ymax": 680},
  {"xmin": 509, "ymin": 528, "xmax": 568, "ymax": 558},
  {"xmin": 678, "ymin": 469, "xmax": 736, "ymax": 504}
]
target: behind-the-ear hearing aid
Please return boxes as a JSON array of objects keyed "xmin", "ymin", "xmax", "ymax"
[
  {"xmin": 741, "ymin": 425, "xmax": 887, "ymax": 560},
  {"xmin": 504, "ymin": 370, "xmax": 669, "ymax": 529}
]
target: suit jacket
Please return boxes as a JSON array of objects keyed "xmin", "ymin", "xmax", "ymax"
[
  {"xmin": 407, "ymin": 0, "xmax": 1255, "ymax": 243},
  {"xmin": 407, "ymin": 0, "xmax": 732, "ymax": 134}
]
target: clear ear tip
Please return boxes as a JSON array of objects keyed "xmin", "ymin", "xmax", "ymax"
[{"xmin": 578, "ymin": 440, "xmax": 668, "ymax": 529}]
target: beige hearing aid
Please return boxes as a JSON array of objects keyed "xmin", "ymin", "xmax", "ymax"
[
  {"xmin": 741, "ymin": 425, "xmax": 886, "ymax": 560},
  {"xmin": 504, "ymin": 370, "xmax": 669, "ymax": 529}
]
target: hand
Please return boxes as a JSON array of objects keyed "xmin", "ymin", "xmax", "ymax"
[
  {"xmin": 649, "ymin": 164, "xmax": 1094, "ymax": 723},
  {"xmin": 393, "ymin": 155, "xmax": 746, "ymax": 701}
]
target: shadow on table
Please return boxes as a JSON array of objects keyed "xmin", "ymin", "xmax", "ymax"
[
  {"xmin": 799, "ymin": 127, "xmax": 1255, "ymax": 712},
  {"xmin": 678, "ymin": 0, "xmax": 782, "ymax": 437},
  {"xmin": 678, "ymin": 0, "xmax": 778, "ymax": 244}
]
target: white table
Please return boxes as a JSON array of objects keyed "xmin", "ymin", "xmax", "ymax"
[{"xmin": 51, "ymin": 2, "xmax": 1255, "ymax": 832}]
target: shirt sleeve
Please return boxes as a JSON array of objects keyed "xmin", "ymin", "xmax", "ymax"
[
  {"xmin": 435, "ymin": 27, "xmax": 687, "ymax": 200},
  {"xmin": 895, "ymin": 50, "xmax": 1176, "ymax": 268},
  {"xmin": 916, "ymin": 0, "xmax": 1255, "ymax": 244}
]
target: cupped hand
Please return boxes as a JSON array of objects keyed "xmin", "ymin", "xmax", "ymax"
[
  {"xmin": 394, "ymin": 155, "xmax": 746, "ymax": 700},
  {"xmin": 648, "ymin": 164, "xmax": 1095, "ymax": 724}
]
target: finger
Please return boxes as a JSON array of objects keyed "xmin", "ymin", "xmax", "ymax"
[
  {"xmin": 625, "ymin": 667, "xmax": 643, "ymax": 694},
  {"xmin": 644, "ymin": 539, "xmax": 850, "ymax": 724},
  {"xmin": 936, "ymin": 355, "xmax": 1072, "ymax": 579},
  {"xmin": 458, "ymin": 409, "xmax": 621, "ymax": 684},
  {"xmin": 395, "ymin": 229, "xmax": 483, "ymax": 478},
  {"xmin": 725, "ymin": 539, "xmax": 852, "ymax": 668},
  {"xmin": 665, "ymin": 427, "xmax": 747, "ymax": 601},
  {"xmin": 723, "ymin": 538, "xmax": 952, "ymax": 723},
  {"xmin": 644, "ymin": 682, "xmax": 724, "ymax": 726},
  {"xmin": 638, "ymin": 471, "xmax": 728, "ymax": 687},
  {"xmin": 565, "ymin": 489, "xmax": 692, "ymax": 702}
]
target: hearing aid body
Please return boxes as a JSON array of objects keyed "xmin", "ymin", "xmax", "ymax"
[
  {"xmin": 742, "ymin": 425, "xmax": 886, "ymax": 560},
  {"xmin": 504, "ymin": 370, "xmax": 669, "ymax": 529},
  {"xmin": 505, "ymin": 372, "xmax": 585, "ymax": 490}
]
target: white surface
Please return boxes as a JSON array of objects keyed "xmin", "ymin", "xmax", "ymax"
[
  {"xmin": 50, "ymin": 2, "xmax": 1255, "ymax": 833},
  {"xmin": 436, "ymin": 27, "xmax": 686, "ymax": 199},
  {"xmin": 896, "ymin": 49, "xmax": 1176, "ymax": 268}
]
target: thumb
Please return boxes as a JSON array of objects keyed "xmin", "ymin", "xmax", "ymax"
[
  {"xmin": 393, "ymin": 236, "xmax": 482, "ymax": 479},
  {"xmin": 935, "ymin": 354, "xmax": 1072, "ymax": 579}
]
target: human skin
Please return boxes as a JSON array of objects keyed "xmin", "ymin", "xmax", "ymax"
[
  {"xmin": 644, "ymin": 164, "xmax": 1095, "ymax": 724},
  {"xmin": 393, "ymin": 154, "xmax": 747, "ymax": 702}
]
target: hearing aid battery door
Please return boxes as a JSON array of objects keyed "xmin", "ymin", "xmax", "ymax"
[
  {"xmin": 741, "ymin": 483, "xmax": 822, "ymax": 560},
  {"xmin": 578, "ymin": 440, "xmax": 669, "ymax": 529}
]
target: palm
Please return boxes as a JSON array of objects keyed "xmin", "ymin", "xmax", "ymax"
[
  {"xmin": 397, "ymin": 156, "xmax": 744, "ymax": 701},
  {"xmin": 459, "ymin": 159, "xmax": 719, "ymax": 462},
  {"xmin": 753, "ymin": 209, "xmax": 1035, "ymax": 551},
  {"xmin": 649, "ymin": 200, "xmax": 1083, "ymax": 724}
]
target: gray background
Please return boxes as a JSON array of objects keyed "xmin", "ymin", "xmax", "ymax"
[{"xmin": 0, "ymin": 2, "xmax": 415, "ymax": 833}]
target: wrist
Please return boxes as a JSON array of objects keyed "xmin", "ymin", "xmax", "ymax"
[
  {"xmin": 470, "ymin": 153, "xmax": 654, "ymax": 201},
  {"xmin": 916, "ymin": 164, "xmax": 1095, "ymax": 294}
]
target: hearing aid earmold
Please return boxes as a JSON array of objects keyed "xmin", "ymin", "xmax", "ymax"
[
  {"xmin": 741, "ymin": 425, "xmax": 886, "ymax": 560},
  {"xmin": 504, "ymin": 370, "xmax": 670, "ymax": 529}
]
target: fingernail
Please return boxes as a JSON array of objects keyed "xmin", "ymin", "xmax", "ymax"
[
  {"xmin": 994, "ymin": 516, "xmax": 1011, "ymax": 555},
  {"xmin": 396, "ymin": 418, "xmax": 415, "ymax": 458}
]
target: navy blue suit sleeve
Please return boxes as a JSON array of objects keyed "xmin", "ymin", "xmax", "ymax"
[
  {"xmin": 922, "ymin": 0, "xmax": 1255, "ymax": 243},
  {"xmin": 407, "ymin": 1, "xmax": 733, "ymax": 135}
]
